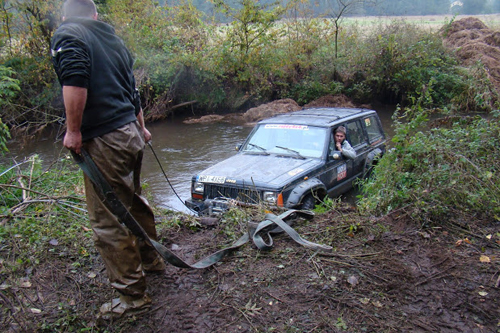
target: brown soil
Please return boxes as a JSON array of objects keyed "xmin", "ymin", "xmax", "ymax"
[
  {"xmin": 303, "ymin": 94, "xmax": 360, "ymax": 109},
  {"xmin": 183, "ymin": 99, "xmax": 302, "ymax": 125},
  {"xmin": 3, "ymin": 206, "xmax": 499, "ymax": 332},
  {"xmin": 442, "ymin": 17, "xmax": 500, "ymax": 93}
]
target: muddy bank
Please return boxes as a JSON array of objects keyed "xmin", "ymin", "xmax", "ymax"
[{"xmin": 182, "ymin": 94, "xmax": 365, "ymax": 125}]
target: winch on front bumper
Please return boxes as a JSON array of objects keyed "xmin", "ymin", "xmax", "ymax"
[{"xmin": 185, "ymin": 197, "xmax": 238, "ymax": 215}]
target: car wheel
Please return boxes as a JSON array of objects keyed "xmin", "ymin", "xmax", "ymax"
[{"xmin": 300, "ymin": 194, "xmax": 316, "ymax": 210}]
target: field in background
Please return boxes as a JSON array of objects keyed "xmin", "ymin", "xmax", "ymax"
[{"xmin": 344, "ymin": 13, "xmax": 500, "ymax": 30}]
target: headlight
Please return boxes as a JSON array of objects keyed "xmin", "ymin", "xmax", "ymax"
[
  {"xmin": 193, "ymin": 181, "xmax": 204, "ymax": 193},
  {"xmin": 263, "ymin": 191, "xmax": 277, "ymax": 204}
]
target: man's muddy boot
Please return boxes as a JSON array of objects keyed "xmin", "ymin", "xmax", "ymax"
[
  {"xmin": 143, "ymin": 257, "xmax": 166, "ymax": 274},
  {"xmin": 98, "ymin": 294, "xmax": 151, "ymax": 320}
]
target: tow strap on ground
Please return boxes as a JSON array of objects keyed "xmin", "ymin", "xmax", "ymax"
[{"xmin": 71, "ymin": 149, "xmax": 333, "ymax": 269}]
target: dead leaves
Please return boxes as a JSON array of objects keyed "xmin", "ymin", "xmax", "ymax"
[
  {"xmin": 455, "ymin": 238, "xmax": 472, "ymax": 246},
  {"xmin": 479, "ymin": 255, "xmax": 491, "ymax": 263},
  {"xmin": 243, "ymin": 300, "xmax": 262, "ymax": 317}
]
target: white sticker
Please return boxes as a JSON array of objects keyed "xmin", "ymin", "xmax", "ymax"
[
  {"xmin": 337, "ymin": 164, "xmax": 347, "ymax": 181},
  {"xmin": 264, "ymin": 124, "xmax": 309, "ymax": 130},
  {"xmin": 198, "ymin": 175, "xmax": 226, "ymax": 184}
]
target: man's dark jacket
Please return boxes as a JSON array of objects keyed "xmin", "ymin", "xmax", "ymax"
[{"xmin": 51, "ymin": 17, "xmax": 138, "ymax": 141}]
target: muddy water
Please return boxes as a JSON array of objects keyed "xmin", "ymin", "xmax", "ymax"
[{"xmin": 3, "ymin": 106, "xmax": 395, "ymax": 213}]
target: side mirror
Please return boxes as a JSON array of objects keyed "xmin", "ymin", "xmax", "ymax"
[
  {"xmin": 331, "ymin": 152, "xmax": 341, "ymax": 160},
  {"xmin": 235, "ymin": 144, "xmax": 242, "ymax": 151}
]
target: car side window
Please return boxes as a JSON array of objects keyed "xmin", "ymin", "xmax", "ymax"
[
  {"xmin": 346, "ymin": 120, "xmax": 364, "ymax": 147},
  {"xmin": 364, "ymin": 116, "xmax": 383, "ymax": 143}
]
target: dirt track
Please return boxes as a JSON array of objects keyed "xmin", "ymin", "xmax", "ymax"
[{"xmin": 3, "ymin": 204, "xmax": 498, "ymax": 332}]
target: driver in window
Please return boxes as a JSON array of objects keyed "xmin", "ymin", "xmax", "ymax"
[{"xmin": 335, "ymin": 126, "xmax": 356, "ymax": 159}]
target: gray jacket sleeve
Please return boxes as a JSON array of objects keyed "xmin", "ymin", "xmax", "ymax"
[{"xmin": 341, "ymin": 140, "xmax": 356, "ymax": 159}]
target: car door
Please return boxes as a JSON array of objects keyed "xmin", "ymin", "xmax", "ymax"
[
  {"xmin": 345, "ymin": 119, "xmax": 370, "ymax": 177},
  {"xmin": 318, "ymin": 125, "xmax": 353, "ymax": 194},
  {"xmin": 362, "ymin": 114, "xmax": 386, "ymax": 147}
]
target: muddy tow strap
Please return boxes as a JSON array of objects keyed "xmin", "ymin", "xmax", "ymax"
[{"xmin": 72, "ymin": 149, "xmax": 332, "ymax": 269}]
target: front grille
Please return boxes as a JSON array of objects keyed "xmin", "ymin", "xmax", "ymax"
[{"xmin": 205, "ymin": 184, "xmax": 261, "ymax": 204}]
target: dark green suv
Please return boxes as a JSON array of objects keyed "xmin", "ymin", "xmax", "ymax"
[{"xmin": 185, "ymin": 108, "xmax": 386, "ymax": 214}]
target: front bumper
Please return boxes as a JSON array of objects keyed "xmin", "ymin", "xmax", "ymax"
[{"xmin": 185, "ymin": 198, "xmax": 234, "ymax": 215}]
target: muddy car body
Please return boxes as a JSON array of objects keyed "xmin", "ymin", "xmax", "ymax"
[{"xmin": 185, "ymin": 108, "xmax": 386, "ymax": 214}]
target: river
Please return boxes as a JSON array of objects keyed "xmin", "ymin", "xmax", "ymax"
[{"xmin": 3, "ymin": 106, "xmax": 395, "ymax": 214}]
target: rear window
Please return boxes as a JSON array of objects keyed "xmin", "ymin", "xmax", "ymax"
[{"xmin": 363, "ymin": 116, "xmax": 384, "ymax": 143}]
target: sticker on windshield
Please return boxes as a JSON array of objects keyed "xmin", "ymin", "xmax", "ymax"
[
  {"xmin": 337, "ymin": 164, "xmax": 347, "ymax": 181},
  {"xmin": 198, "ymin": 175, "xmax": 226, "ymax": 184},
  {"xmin": 288, "ymin": 168, "xmax": 304, "ymax": 176},
  {"xmin": 264, "ymin": 124, "xmax": 309, "ymax": 130}
]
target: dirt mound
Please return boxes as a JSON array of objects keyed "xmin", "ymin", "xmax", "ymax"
[
  {"xmin": 303, "ymin": 94, "xmax": 357, "ymax": 108},
  {"xmin": 183, "ymin": 114, "xmax": 226, "ymax": 124},
  {"xmin": 183, "ymin": 95, "xmax": 362, "ymax": 125},
  {"xmin": 443, "ymin": 17, "xmax": 500, "ymax": 92},
  {"xmin": 183, "ymin": 99, "xmax": 300, "ymax": 125},
  {"xmin": 242, "ymin": 98, "xmax": 301, "ymax": 123}
]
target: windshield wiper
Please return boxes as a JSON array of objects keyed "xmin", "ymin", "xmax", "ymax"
[
  {"xmin": 275, "ymin": 146, "xmax": 306, "ymax": 159},
  {"xmin": 247, "ymin": 143, "xmax": 270, "ymax": 155}
]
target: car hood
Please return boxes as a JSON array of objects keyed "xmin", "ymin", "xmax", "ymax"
[{"xmin": 197, "ymin": 153, "xmax": 322, "ymax": 188}]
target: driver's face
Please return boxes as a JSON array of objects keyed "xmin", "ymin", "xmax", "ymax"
[{"xmin": 335, "ymin": 132, "xmax": 345, "ymax": 143}]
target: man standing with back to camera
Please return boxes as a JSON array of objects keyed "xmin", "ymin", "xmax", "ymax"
[{"xmin": 51, "ymin": 0, "xmax": 166, "ymax": 319}]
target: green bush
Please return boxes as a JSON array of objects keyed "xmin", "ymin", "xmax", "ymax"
[
  {"xmin": 358, "ymin": 100, "xmax": 500, "ymax": 223},
  {"xmin": 0, "ymin": 155, "xmax": 91, "ymax": 274},
  {"xmin": 0, "ymin": 65, "xmax": 17, "ymax": 153},
  {"xmin": 360, "ymin": 22, "xmax": 460, "ymax": 107},
  {"xmin": 285, "ymin": 79, "xmax": 343, "ymax": 105}
]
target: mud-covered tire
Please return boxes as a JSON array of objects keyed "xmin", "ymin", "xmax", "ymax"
[{"xmin": 300, "ymin": 194, "xmax": 316, "ymax": 210}]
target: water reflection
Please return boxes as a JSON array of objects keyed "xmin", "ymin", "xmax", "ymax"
[{"xmin": 142, "ymin": 120, "xmax": 254, "ymax": 212}]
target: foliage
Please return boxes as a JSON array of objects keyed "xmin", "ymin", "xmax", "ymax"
[
  {"xmin": 0, "ymin": 0, "xmax": 499, "ymax": 125},
  {"xmin": 325, "ymin": 0, "xmax": 377, "ymax": 59},
  {"xmin": 209, "ymin": 0, "xmax": 287, "ymax": 103},
  {"xmin": 270, "ymin": 2, "xmax": 340, "ymax": 103},
  {"xmin": 0, "ymin": 0, "xmax": 61, "ymax": 131},
  {"xmin": 0, "ymin": 65, "xmax": 17, "ymax": 153},
  {"xmin": 358, "ymin": 96, "xmax": 500, "ymax": 224},
  {"xmin": 0, "ymin": 154, "xmax": 90, "ymax": 276},
  {"xmin": 347, "ymin": 21, "xmax": 498, "ymax": 111},
  {"xmin": 286, "ymin": 78, "xmax": 343, "ymax": 105}
]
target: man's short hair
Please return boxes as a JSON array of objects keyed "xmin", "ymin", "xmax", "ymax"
[
  {"xmin": 63, "ymin": 0, "xmax": 97, "ymax": 18},
  {"xmin": 335, "ymin": 126, "xmax": 346, "ymax": 135}
]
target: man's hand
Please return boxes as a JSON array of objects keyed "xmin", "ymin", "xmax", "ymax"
[
  {"xmin": 62, "ymin": 85, "xmax": 86, "ymax": 154},
  {"xmin": 336, "ymin": 142, "xmax": 342, "ymax": 151},
  {"xmin": 143, "ymin": 127, "xmax": 152, "ymax": 143},
  {"xmin": 64, "ymin": 130, "xmax": 83, "ymax": 154}
]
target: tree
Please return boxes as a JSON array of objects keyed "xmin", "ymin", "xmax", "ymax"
[
  {"xmin": 0, "ymin": 1, "xmax": 61, "ymax": 130},
  {"xmin": 213, "ymin": 0, "xmax": 284, "ymax": 58},
  {"xmin": 326, "ymin": 0, "xmax": 377, "ymax": 59},
  {"xmin": 364, "ymin": 0, "xmax": 449, "ymax": 15}
]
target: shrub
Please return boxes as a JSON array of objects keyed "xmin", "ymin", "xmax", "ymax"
[{"xmin": 358, "ymin": 99, "xmax": 500, "ymax": 223}]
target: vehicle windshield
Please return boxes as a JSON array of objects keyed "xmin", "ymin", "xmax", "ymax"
[{"xmin": 242, "ymin": 124, "xmax": 328, "ymax": 159}]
